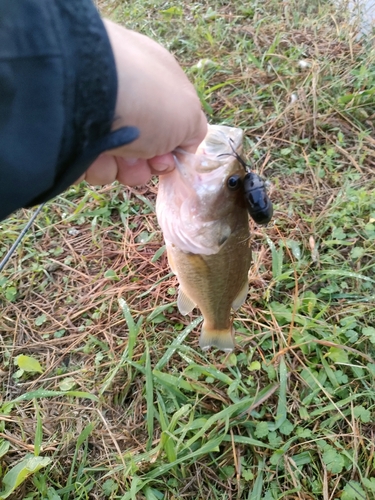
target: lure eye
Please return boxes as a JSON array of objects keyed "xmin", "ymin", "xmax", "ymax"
[{"xmin": 227, "ymin": 175, "xmax": 242, "ymax": 190}]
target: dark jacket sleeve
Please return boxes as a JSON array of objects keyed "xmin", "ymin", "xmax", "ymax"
[{"xmin": 0, "ymin": 0, "xmax": 139, "ymax": 221}]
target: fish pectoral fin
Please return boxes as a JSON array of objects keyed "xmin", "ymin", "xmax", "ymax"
[
  {"xmin": 231, "ymin": 281, "xmax": 249, "ymax": 311},
  {"xmin": 199, "ymin": 324, "xmax": 235, "ymax": 352},
  {"xmin": 177, "ymin": 288, "xmax": 196, "ymax": 315}
]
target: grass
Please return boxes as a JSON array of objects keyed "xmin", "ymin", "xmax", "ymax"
[{"xmin": 1, "ymin": 0, "xmax": 375, "ymax": 498}]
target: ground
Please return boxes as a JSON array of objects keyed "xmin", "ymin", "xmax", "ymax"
[{"xmin": 1, "ymin": 0, "xmax": 375, "ymax": 499}]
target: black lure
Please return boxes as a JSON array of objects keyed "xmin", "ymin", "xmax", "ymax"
[{"xmin": 220, "ymin": 141, "xmax": 273, "ymax": 225}]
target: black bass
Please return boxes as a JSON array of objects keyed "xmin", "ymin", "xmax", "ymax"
[{"xmin": 156, "ymin": 125, "xmax": 251, "ymax": 351}]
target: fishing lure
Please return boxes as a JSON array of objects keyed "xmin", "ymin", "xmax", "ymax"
[{"xmin": 221, "ymin": 141, "xmax": 273, "ymax": 225}]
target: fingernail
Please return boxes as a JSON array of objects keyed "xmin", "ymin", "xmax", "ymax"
[{"xmin": 153, "ymin": 162, "xmax": 172, "ymax": 172}]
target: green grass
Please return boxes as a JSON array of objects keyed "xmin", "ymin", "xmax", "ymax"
[{"xmin": 1, "ymin": 0, "xmax": 375, "ymax": 498}]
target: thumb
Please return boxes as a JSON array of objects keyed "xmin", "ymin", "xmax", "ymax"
[{"xmin": 148, "ymin": 153, "xmax": 175, "ymax": 173}]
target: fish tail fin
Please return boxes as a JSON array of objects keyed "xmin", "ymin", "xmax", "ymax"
[{"xmin": 199, "ymin": 323, "xmax": 235, "ymax": 352}]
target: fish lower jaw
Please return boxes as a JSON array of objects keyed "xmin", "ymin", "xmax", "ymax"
[{"xmin": 167, "ymin": 238, "xmax": 220, "ymax": 256}]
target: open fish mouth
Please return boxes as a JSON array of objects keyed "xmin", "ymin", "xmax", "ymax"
[
  {"xmin": 168, "ymin": 124, "xmax": 244, "ymax": 197},
  {"xmin": 172, "ymin": 124, "xmax": 244, "ymax": 176},
  {"xmin": 195, "ymin": 124, "xmax": 243, "ymax": 160}
]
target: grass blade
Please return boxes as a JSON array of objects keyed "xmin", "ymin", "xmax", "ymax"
[
  {"xmin": 64, "ymin": 423, "xmax": 94, "ymax": 500},
  {"xmin": 247, "ymin": 459, "xmax": 265, "ymax": 500},
  {"xmin": 155, "ymin": 317, "xmax": 203, "ymax": 371},
  {"xmin": 33, "ymin": 400, "xmax": 42, "ymax": 457},
  {"xmin": 145, "ymin": 342, "xmax": 154, "ymax": 451},
  {"xmin": 272, "ymin": 356, "xmax": 287, "ymax": 430},
  {"xmin": 100, "ymin": 299, "xmax": 143, "ymax": 394}
]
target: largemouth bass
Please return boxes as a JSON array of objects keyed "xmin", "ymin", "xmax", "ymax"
[{"xmin": 156, "ymin": 125, "xmax": 251, "ymax": 351}]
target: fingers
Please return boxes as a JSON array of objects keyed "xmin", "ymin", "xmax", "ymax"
[
  {"xmin": 148, "ymin": 153, "xmax": 175, "ymax": 173},
  {"xmin": 115, "ymin": 155, "xmax": 175, "ymax": 185},
  {"xmin": 115, "ymin": 157, "xmax": 153, "ymax": 185},
  {"xmin": 78, "ymin": 154, "xmax": 118, "ymax": 185},
  {"xmin": 77, "ymin": 155, "xmax": 150, "ymax": 186},
  {"xmin": 81, "ymin": 153, "xmax": 177, "ymax": 188}
]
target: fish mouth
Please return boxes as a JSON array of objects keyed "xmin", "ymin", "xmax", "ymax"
[
  {"xmin": 172, "ymin": 149, "xmax": 221, "ymax": 180},
  {"xmin": 196, "ymin": 124, "xmax": 244, "ymax": 161},
  {"xmin": 172, "ymin": 125, "xmax": 244, "ymax": 187}
]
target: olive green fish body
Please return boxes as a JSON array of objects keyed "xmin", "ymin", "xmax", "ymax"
[{"xmin": 167, "ymin": 213, "xmax": 251, "ymax": 351}]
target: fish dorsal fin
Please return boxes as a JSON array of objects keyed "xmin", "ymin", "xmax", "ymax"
[
  {"xmin": 231, "ymin": 281, "xmax": 249, "ymax": 311},
  {"xmin": 177, "ymin": 288, "xmax": 196, "ymax": 315}
]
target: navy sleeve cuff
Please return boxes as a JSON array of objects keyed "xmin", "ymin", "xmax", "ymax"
[{"xmin": 0, "ymin": 0, "xmax": 138, "ymax": 220}]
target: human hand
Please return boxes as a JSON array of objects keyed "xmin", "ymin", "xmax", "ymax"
[{"xmin": 78, "ymin": 20, "xmax": 207, "ymax": 186}]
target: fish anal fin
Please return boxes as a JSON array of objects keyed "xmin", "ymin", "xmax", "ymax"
[
  {"xmin": 232, "ymin": 281, "xmax": 249, "ymax": 311},
  {"xmin": 199, "ymin": 323, "xmax": 235, "ymax": 352},
  {"xmin": 177, "ymin": 288, "xmax": 196, "ymax": 316}
]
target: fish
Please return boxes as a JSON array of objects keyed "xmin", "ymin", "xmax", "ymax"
[{"xmin": 156, "ymin": 124, "xmax": 251, "ymax": 351}]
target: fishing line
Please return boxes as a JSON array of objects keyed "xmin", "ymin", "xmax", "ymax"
[{"xmin": 0, "ymin": 203, "xmax": 46, "ymax": 273}]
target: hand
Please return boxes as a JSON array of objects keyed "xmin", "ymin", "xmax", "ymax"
[{"xmin": 78, "ymin": 20, "xmax": 207, "ymax": 186}]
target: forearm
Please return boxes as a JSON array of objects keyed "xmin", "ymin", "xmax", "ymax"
[{"xmin": 0, "ymin": 0, "xmax": 137, "ymax": 221}]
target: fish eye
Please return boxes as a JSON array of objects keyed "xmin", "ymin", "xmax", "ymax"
[{"xmin": 227, "ymin": 175, "xmax": 242, "ymax": 190}]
